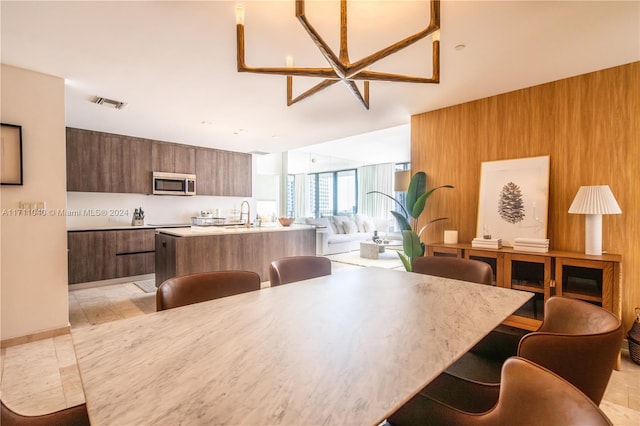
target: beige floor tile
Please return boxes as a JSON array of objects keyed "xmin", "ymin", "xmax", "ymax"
[
  {"xmin": 601, "ymin": 400, "xmax": 640, "ymax": 426},
  {"xmin": 59, "ymin": 364, "xmax": 85, "ymax": 407}
]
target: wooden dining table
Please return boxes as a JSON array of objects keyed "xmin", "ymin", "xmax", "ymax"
[{"xmin": 72, "ymin": 267, "xmax": 532, "ymax": 425}]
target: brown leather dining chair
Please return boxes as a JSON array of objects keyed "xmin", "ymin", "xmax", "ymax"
[
  {"xmin": 412, "ymin": 256, "xmax": 493, "ymax": 285},
  {"xmin": 1, "ymin": 400, "xmax": 90, "ymax": 426},
  {"xmin": 156, "ymin": 270, "xmax": 261, "ymax": 311},
  {"xmin": 269, "ymin": 255, "xmax": 331, "ymax": 286},
  {"xmin": 408, "ymin": 296, "xmax": 624, "ymax": 415},
  {"xmin": 387, "ymin": 357, "xmax": 613, "ymax": 426}
]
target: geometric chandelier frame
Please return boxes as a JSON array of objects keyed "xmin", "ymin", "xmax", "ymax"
[{"xmin": 236, "ymin": 0, "xmax": 440, "ymax": 109}]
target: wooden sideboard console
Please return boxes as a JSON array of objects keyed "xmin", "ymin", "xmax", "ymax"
[{"xmin": 426, "ymin": 242, "xmax": 621, "ymax": 331}]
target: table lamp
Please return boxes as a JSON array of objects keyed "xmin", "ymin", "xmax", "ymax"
[{"xmin": 568, "ymin": 185, "xmax": 621, "ymax": 255}]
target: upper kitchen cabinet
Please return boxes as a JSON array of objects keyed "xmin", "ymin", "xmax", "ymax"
[
  {"xmin": 217, "ymin": 150, "xmax": 252, "ymax": 197},
  {"xmin": 67, "ymin": 127, "xmax": 250, "ymax": 196},
  {"xmin": 67, "ymin": 128, "xmax": 113, "ymax": 192},
  {"xmin": 152, "ymin": 142, "xmax": 195, "ymax": 175},
  {"xmin": 111, "ymin": 136, "xmax": 152, "ymax": 194},
  {"xmin": 195, "ymin": 147, "xmax": 219, "ymax": 196},
  {"xmin": 197, "ymin": 148, "xmax": 252, "ymax": 197}
]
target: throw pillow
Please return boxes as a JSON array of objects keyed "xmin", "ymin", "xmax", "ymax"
[
  {"xmin": 332, "ymin": 215, "xmax": 351, "ymax": 234},
  {"xmin": 355, "ymin": 213, "xmax": 368, "ymax": 232},
  {"xmin": 363, "ymin": 217, "xmax": 376, "ymax": 233},
  {"xmin": 343, "ymin": 219, "xmax": 359, "ymax": 234}
]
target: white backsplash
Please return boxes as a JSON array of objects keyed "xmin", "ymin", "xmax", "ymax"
[{"xmin": 66, "ymin": 192, "xmax": 254, "ymax": 228}]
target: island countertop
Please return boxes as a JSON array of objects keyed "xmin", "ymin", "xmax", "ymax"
[{"xmin": 156, "ymin": 224, "xmax": 315, "ymax": 237}]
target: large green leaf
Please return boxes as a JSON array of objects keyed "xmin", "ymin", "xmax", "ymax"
[
  {"xmin": 402, "ymin": 230, "xmax": 424, "ymax": 261},
  {"xmin": 411, "ymin": 185, "xmax": 455, "ymax": 219},
  {"xmin": 397, "ymin": 251, "xmax": 412, "ymax": 272},
  {"xmin": 406, "ymin": 172, "xmax": 427, "ymax": 217},
  {"xmin": 417, "ymin": 217, "xmax": 449, "ymax": 237},
  {"xmin": 390, "ymin": 210, "xmax": 411, "ymax": 231}
]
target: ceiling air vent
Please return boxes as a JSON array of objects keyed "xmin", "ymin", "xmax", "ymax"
[
  {"xmin": 249, "ymin": 150, "xmax": 270, "ymax": 155},
  {"xmin": 92, "ymin": 96, "xmax": 127, "ymax": 110}
]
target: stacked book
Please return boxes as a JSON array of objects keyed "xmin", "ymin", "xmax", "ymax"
[
  {"xmin": 472, "ymin": 238, "xmax": 502, "ymax": 249},
  {"xmin": 514, "ymin": 237, "xmax": 550, "ymax": 253}
]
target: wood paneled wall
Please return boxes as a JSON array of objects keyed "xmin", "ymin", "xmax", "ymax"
[{"xmin": 411, "ymin": 62, "xmax": 639, "ymax": 331}]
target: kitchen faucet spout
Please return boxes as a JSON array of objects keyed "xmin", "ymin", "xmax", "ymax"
[{"xmin": 240, "ymin": 201, "xmax": 251, "ymax": 228}]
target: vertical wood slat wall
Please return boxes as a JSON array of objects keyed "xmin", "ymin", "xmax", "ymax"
[{"xmin": 411, "ymin": 62, "xmax": 639, "ymax": 331}]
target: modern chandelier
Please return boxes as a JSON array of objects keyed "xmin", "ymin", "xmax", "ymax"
[{"xmin": 235, "ymin": 0, "xmax": 440, "ymax": 109}]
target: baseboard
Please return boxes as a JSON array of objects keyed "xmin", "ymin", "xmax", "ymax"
[
  {"xmin": 68, "ymin": 273, "xmax": 155, "ymax": 290},
  {"xmin": 1, "ymin": 325, "xmax": 70, "ymax": 348}
]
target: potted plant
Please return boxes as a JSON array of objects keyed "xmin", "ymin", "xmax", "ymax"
[{"xmin": 369, "ymin": 172, "xmax": 453, "ymax": 271}]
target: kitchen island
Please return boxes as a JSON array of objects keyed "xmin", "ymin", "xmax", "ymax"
[{"xmin": 155, "ymin": 225, "xmax": 316, "ymax": 285}]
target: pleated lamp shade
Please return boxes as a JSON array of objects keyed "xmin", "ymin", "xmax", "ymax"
[
  {"xmin": 568, "ymin": 185, "xmax": 621, "ymax": 255},
  {"xmin": 568, "ymin": 186, "xmax": 622, "ymax": 215}
]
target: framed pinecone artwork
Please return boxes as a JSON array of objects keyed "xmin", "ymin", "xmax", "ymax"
[{"xmin": 476, "ymin": 156, "xmax": 550, "ymax": 247}]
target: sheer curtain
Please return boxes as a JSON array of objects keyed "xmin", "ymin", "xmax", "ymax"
[
  {"xmin": 358, "ymin": 163, "xmax": 394, "ymax": 221},
  {"xmin": 294, "ymin": 174, "xmax": 306, "ymax": 219}
]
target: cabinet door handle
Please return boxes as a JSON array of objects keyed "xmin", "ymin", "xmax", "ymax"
[{"xmin": 550, "ymin": 279, "xmax": 555, "ymax": 288}]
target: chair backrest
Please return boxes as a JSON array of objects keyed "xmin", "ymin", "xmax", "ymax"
[
  {"xmin": 1, "ymin": 400, "xmax": 90, "ymax": 426},
  {"xmin": 478, "ymin": 357, "xmax": 612, "ymax": 426},
  {"xmin": 269, "ymin": 256, "xmax": 331, "ymax": 286},
  {"xmin": 517, "ymin": 296, "xmax": 623, "ymax": 405},
  {"xmin": 156, "ymin": 270, "xmax": 261, "ymax": 311},
  {"xmin": 412, "ymin": 256, "xmax": 493, "ymax": 285}
]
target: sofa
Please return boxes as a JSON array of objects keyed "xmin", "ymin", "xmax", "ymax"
[{"xmin": 304, "ymin": 214, "xmax": 400, "ymax": 255}]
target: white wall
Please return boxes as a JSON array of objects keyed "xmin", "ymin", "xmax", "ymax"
[
  {"xmin": 66, "ymin": 193, "xmax": 253, "ymax": 227},
  {"xmin": 1, "ymin": 65, "xmax": 68, "ymax": 340}
]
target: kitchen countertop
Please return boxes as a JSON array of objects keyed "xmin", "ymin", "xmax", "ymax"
[
  {"xmin": 157, "ymin": 224, "xmax": 313, "ymax": 237},
  {"xmin": 67, "ymin": 224, "xmax": 190, "ymax": 232}
]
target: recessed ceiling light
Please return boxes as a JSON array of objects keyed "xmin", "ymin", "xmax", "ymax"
[
  {"xmin": 454, "ymin": 44, "xmax": 466, "ymax": 51},
  {"xmin": 201, "ymin": 121, "xmax": 212, "ymax": 126},
  {"xmin": 271, "ymin": 135, "xmax": 280, "ymax": 139},
  {"xmin": 233, "ymin": 129, "xmax": 246, "ymax": 135}
]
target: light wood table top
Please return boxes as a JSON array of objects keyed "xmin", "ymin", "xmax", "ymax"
[{"xmin": 72, "ymin": 267, "xmax": 532, "ymax": 425}]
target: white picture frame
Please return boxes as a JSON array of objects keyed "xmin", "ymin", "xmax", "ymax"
[{"xmin": 476, "ymin": 156, "xmax": 550, "ymax": 246}]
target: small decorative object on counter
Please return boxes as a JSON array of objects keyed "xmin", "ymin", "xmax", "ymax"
[
  {"xmin": 132, "ymin": 207, "xmax": 145, "ymax": 226},
  {"xmin": 628, "ymin": 307, "xmax": 640, "ymax": 365},
  {"xmin": 278, "ymin": 217, "xmax": 294, "ymax": 227}
]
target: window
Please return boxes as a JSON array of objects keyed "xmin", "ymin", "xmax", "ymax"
[{"xmin": 308, "ymin": 169, "xmax": 358, "ymax": 218}]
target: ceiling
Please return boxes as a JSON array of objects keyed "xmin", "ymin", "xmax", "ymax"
[{"xmin": 1, "ymin": 1, "xmax": 638, "ymax": 156}]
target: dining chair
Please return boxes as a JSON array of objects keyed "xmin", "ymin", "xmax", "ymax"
[
  {"xmin": 268, "ymin": 255, "xmax": 331, "ymax": 286},
  {"xmin": 418, "ymin": 296, "xmax": 624, "ymax": 413},
  {"xmin": 411, "ymin": 256, "xmax": 493, "ymax": 285},
  {"xmin": 156, "ymin": 270, "xmax": 261, "ymax": 311},
  {"xmin": 1, "ymin": 400, "xmax": 90, "ymax": 426},
  {"xmin": 387, "ymin": 357, "xmax": 613, "ymax": 426}
]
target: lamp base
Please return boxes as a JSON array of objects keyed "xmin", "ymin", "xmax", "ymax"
[{"xmin": 584, "ymin": 214, "xmax": 602, "ymax": 256}]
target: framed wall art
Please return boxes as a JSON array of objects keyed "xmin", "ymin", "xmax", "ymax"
[
  {"xmin": 476, "ymin": 155, "xmax": 550, "ymax": 246},
  {"xmin": 1, "ymin": 123, "xmax": 23, "ymax": 185}
]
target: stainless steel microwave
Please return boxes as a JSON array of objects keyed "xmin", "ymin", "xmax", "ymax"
[{"xmin": 152, "ymin": 172, "xmax": 196, "ymax": 196}]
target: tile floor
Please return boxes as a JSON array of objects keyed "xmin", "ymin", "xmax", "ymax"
[{"xmin": 1, "ymin": 261, "xmax": 639, "ymax": 425}]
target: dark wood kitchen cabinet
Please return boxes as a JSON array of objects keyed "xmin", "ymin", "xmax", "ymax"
[
  {"xmin": 217, "ymin": 150, "xmax": 252, "ymax": 197},
  {"xmin": 67, "ymin": 128, "xmax": 152, "ymax": 194},
  {"xmin": 195, "ymin": 147, "xmax": 219, "ymax": 196},
  {"xmin": 111, "ymin": 136, "xmax": 152, "ymax": 194},
  {"xmin": 152, "ymin": 142, "xmax": 195, "ymax": 174},
  {"xmin": 66, "ymin": 128, "xmax": 113, "ymax": 192},
  {"xmin": 67, "ymin": 127, "xmax": 251, "ymax": 196},
  {"xmin": 68, "ymin": 231, "xmax": 117, "ymax": 284},
  {"xmin": 68, "ymin": 229, "xmax": 156, "ymax": 284}
]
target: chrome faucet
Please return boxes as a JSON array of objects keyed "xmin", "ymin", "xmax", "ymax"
[{"xmin": 240, "ymin": 200, "xmax": 251, "ymax": 228}]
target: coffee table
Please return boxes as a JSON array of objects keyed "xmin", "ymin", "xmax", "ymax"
[{"xmin": 360, "ymin": 240, "xmax": 403, "ymax": 259}]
